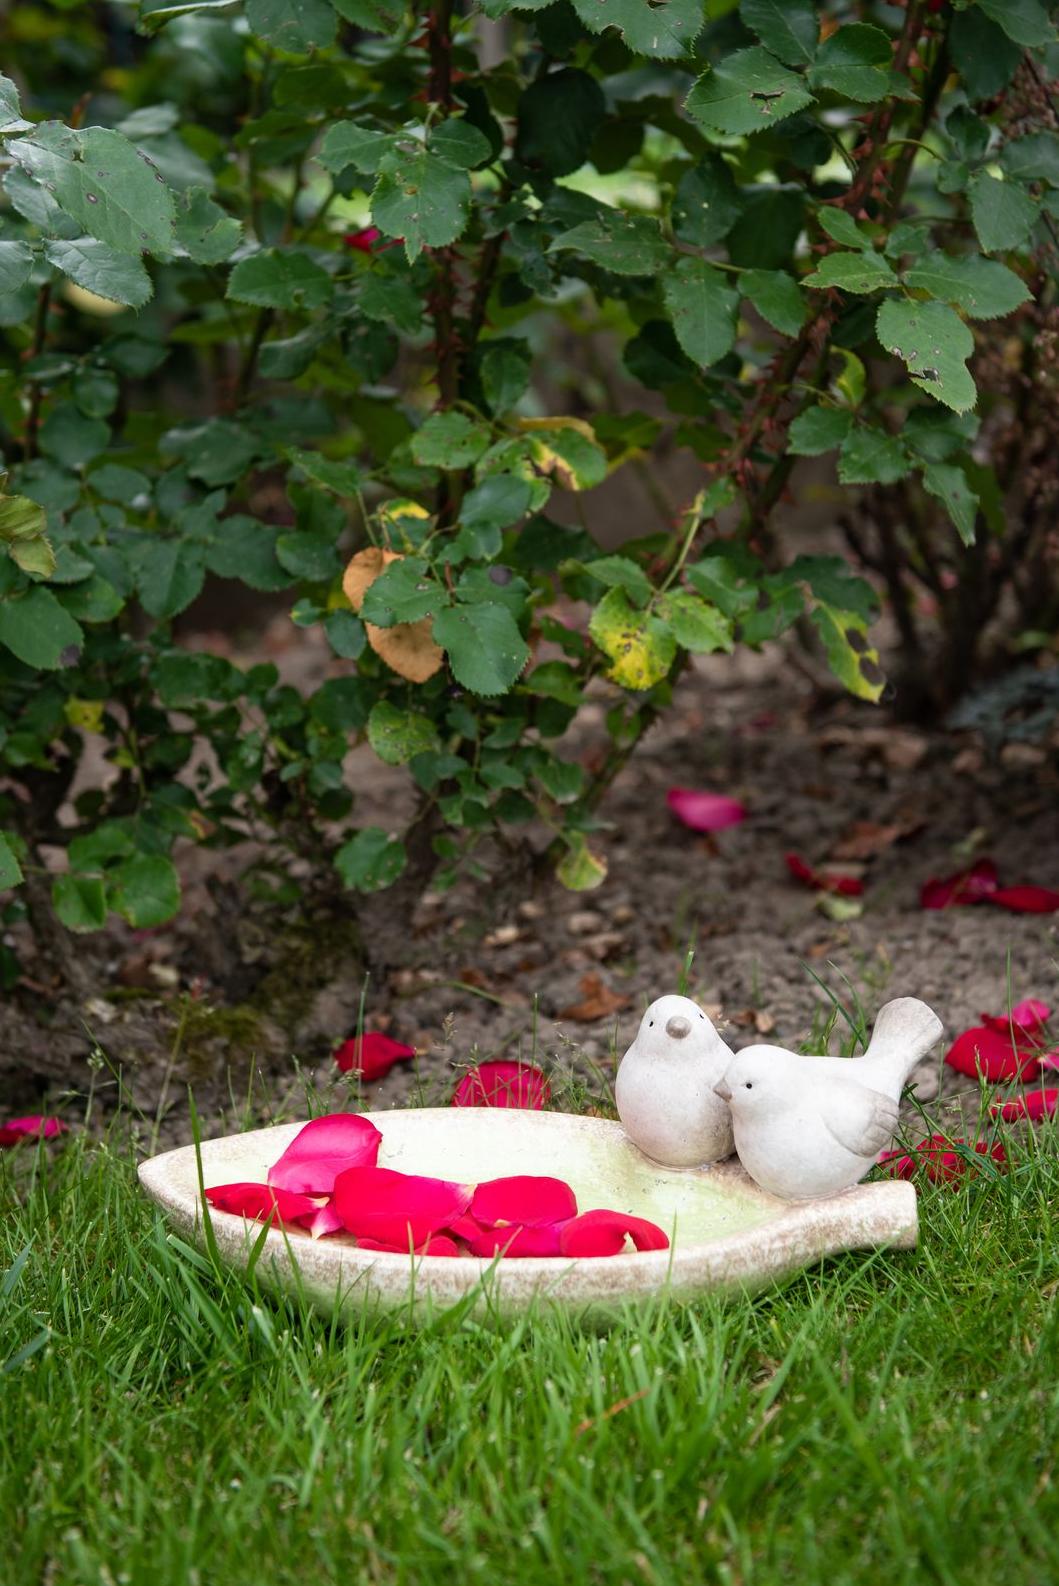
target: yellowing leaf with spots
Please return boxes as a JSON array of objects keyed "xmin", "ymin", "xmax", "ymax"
[
  {"xmin": 589, "ymin": 587, "xmax": 676, "ymax": 690},
  {"xmin": 809, "ymin": 602, "xmax": 885, "ymax": 703}
]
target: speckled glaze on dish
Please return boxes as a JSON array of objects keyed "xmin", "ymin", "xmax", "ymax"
[{"xmin": 138, "ymin": 1109, "xmax": 917, "ymax": 1321}]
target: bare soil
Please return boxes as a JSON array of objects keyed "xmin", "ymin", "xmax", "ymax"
[{"xmin": 4, "ymin": 618, "xmax": 1056, "ymax": 1152}]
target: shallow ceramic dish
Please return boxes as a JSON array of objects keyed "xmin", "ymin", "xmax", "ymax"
[{"xmin": 138, "ymin": 1108, "xmax": 917, "ymax": 1320}]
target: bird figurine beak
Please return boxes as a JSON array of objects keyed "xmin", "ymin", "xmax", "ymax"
[
  {"xmin": 713, "ymin": 1079, "xmax": 732, "ymax": 1103},
  {"xmin": 665, "ymin": 1015, "xmax": 692, "ymax": 1039}
]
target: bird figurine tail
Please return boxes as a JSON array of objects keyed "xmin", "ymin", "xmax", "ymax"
[{"xmin": 863, "ymin": 997, "xmax": 944, "ymax": 1090}]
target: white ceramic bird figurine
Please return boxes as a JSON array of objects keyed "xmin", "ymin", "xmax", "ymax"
[
  {"xmin": 714, "ymin": 996, "xmax": 944, "ymax": 1201},
  {"xmin": 616, "ymin": 994, "xmax": 735, "ymax": 1168}
]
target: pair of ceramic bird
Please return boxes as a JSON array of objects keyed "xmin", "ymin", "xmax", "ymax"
[{"xmin": 614, "ymin": 993, "xmax": 943, "ymax": 1201}]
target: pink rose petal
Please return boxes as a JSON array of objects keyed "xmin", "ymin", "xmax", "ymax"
[
  {"xmin": 920, "ymin": 857, "xmax": 999, "ymax": 909},
  {"xmin": 666, "ymin": 788, "xmax": 746, "ymax": 833},
  {"xmin": 332, "ymin": 1165, "xmax": 472, "ymax": 1247},
  {"xmin": 471, "ymin": 1175, "xmax": 577, "ymax": 1229},
  {"xmin": 307, "ymin": 1201, "xmax": 347, "ymax": 1240},
  {"xmin": 559, "ymin": 1209, "xmax": 669, "ymax": 1257},
  {"xmin": 0, "ymin": 1116, "xmax": 68, "ymax": 1148},
  {"xmin": 451, "ymin": 1060, "xmax": 551, "ymax": 1109},
  {"xmin": 268, "ymin": 1112, "xmax": 383, "ymax": 1195},
  {"xmin": 944, "ymin": 1025, "xmax": 1041, "ymax": 1083},
  {"xmin": 785, "ymin": 853, "xmax": 864, "ymax": 896}
]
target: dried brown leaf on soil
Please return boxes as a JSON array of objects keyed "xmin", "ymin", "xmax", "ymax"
[{"xmin": 558, "ymin": 973, "xmax": 632, "ymax": 1022}]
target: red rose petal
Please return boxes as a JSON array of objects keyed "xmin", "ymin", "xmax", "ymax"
[
  {"xmin": 445, "ymin": 1212, "xmax": 487, "ymax": 1242},
  {"xmin": 877, "ymin": 1148, "xmax": 916, "ymax": 1179},
  {"xmin": 332, "ymin": 1165, "xmax": 472, "ymax": 1246},
  {"xmin": 915, "ymin": 1135, "xmax": 1007, "ymax": 1184},
  {"xmin": 990, "ymin": 1090, "xmax": 1059, "ymax": 1123},
  {"xmin": 268, "ymin": 1112, "xmax": 382, "ymax": 1195},
  {"xmin": 343, "ymin": 226, "xmax": 382, "ymax": 252},
  {"xmin": 0, "ymin": 1116, "xmax": 68, "ymax": 1148},
  {"xmin": 469, "ymin": 1223, "xmax": 566, "ymax": 1258},
  {"xmin": 920, "ymin": 857, "xmax": 999, "ymax": 909},
  {"xmin": 986, "ymin": 885, "xmax": 1059, "ymax": 914},
  {"xmin": 451, "ymin": 1061, "xmax": 550, "ymax": 1109},
  {"xmin": 666, "ymin": 788, "xmax": 746, "ymax": 833},
  {"xmin": 471, "ymin": 1175, "xmax": 577, "ymax": 1229},
  {"xmin": 335, "ymin": 1032, "xmax": 416, "ymax": 1081},
  {"xmin": 785, "ymin": 853, "xmax": 863, "ymax": 896},
  {"xmin": 356, "ymin": 1233, "xmax": 460, "ymax": 1256},
  {"xmin": 559, "ymin": 1209, "xmax": 670, "ymax": 1257},
  {"xmin": 945, "ymin": 1025, "xmax": 1041, "ymax": 1082},
  {"xmin": 204, "ymin": 1182, "xmax": 320, "ymax": 1229}
]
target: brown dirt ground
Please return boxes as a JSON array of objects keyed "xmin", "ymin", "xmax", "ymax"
[{"xmin": 4, "ymin": 625, "xmax": 1057, "ymax": 1154}]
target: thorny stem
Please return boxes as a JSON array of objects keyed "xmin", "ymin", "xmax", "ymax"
[
  {"xmin": 426, "ymin": 0, "xmax": 462, "ymax": 523},
  {"xmin": 22, "ymin": 283, "xmax": 52, "ymax": 461}
]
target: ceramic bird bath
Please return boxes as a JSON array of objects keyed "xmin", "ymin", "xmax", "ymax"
[{"xmin": 138, "ymin": 1108, "xmax": 917, "ymax": 1321}]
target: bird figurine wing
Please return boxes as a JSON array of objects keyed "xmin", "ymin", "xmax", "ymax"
[{"xmin": 818, "ymin": 1078, "xmax": 901, "ymax": 1159}]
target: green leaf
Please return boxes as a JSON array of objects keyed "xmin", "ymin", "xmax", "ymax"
[
  {"xmin": 837, "ymin": 427, "xmax": 909, "ymax": 485},
  {"xmin": 367, "ymin": 701, "xmax": 440, "ymax": 765},
  {"xmin": 803, "ymin": 250, "xmax": 898, "ymax": 293},
  {"xmin": 324, "ymin": 610, "xmax": 365, "ymax": 659},
  {"xmin": 577, "ymin": 555, "xmax": 654, "ymax": 607},
  {"xmin": 361, "ymin": 558, "xmax": 446, "ymax": 626},
  {"xmin": 13, "ymin": 125, "xmax": 175, "ymax": 255},
  {"xmin": 875, "ymin": 298, "xmax": 977, "ymax": 414},
  {"xmin": 550, "ymin": 212, "xmax": 669, "ymax": 276},
  {"xmin": 568, "ymin": 0, "xmax": 703, "ymax": 59},
  {"xmin": 809, "ymin": 602, "xmax": 884, "ymax": 703},
  {"xmin": 0, "ymin": 73, "xmax": 31, "ymax": 135},
  {"xmin": 245, "ymin": 0, "xmax": 336, "ymax": 50},
  {"xmin": 686, "ymin": 48, "xmax": 814, "ymax": 139},
  {"xmin": 205, "ymin": 517, "xmax": 292, "ymax": 592},
  {"xmin": 514, "ymin": 69, "xmax": 605, "ymax": 178},
  {"xmin": 0, "ymin": 585, "xmax": 83, "ymax": 668},
  {"xmin": 739, "ymin": 269, "xmax": 806, "ymax": 335},
  {"xmin": 588, "ymin": 587, "xmax": 676, "ymax": 690},
  {"xmin": 816, "ymin": 207, "xmax": 872, "ymax": 249},
  {"xmin": 109, "ymin": 854, "xmax": 181, "ymax": 928},
  {"xmin": 335, "ymin": 827, "xmax": 407, "ymax": 892},
  {"xmin": 289, "ymin": 449, "xmax": 363, "ymax": 495},
  {"xmin": 317, "ymin": 123, "xmax": 396, "ymax": 176},
  {"xmin": 808, "ymin": 25, "xmax": 892, "ymax": 102},
  {"xmin": 479, "ymin": 339, "xmax": 531, "ymax": 414},
  {"xmin": 129, "ymin": 539, "xmax": 206, "ymax": 619},
  {"xmin": 1000, "ymin": 132, "xmax": 1059, "ymax": 186},
  {"xmin": 789, "ymin": 405, "xmax": 853, "ymax": 456},
  {"xmin": 429, "ymin": 118, "xmax": 492, "ymax": 170},
  {"xmin": 39, "ymin": 405, "xmax": 109, "ymax": 469},
  {"xmin": 0, "ymin": 833, "xmax": 23, "ymax": 891},
  {"xmin": 785, "ymin": 553, "xmax": 877, "ymax": 622},
  {"xmin": 358, "ymin": 273, "xmax": 423, "ymax": 334},
  {"xmin": 968, "ymin": 172, "xmax": 1040, "ymax": 254},
  {"xmin": 662, "ymin": 256, "xmax": 739, "ymax": 369},
  {"xmin": 975, "ymin": 0, "xmax": 1055, "ymax": 47},
  {"xmin": 740, "ymin": 0, "xmax": 817, "ymax": 67},
  {"xmin": 0, "ymin": 492, "xmax": 47, "ymax": 546},
  {"xmin": 330, "ymin": 0, "xmax": 404, "ymax": 30},
  {"xmin": 372, "ymin": 148, "xmax": 470, "ymax": 264},
  {"xmin": 227, "ymin": 248, "xmax": 333, "ymax": 310},
  {"xmin": 52, "ymin": 873, "xmax": 107, "ymax": 932},
  {"xmin": 950, "ymin": 10, "xmax": 1022, "ymax": 102},
  {"xmin": 0, "ymin": 240, "xmax": 34, "ymax": 296},
  {"xmin": 834, "ymin": 346, "xmax": 867, "ymax": 408},
  {"xmin": 555, "ymin": 835, "xmax": 607, "ymax": 892},
  {"xmin": 657, "ymin": 591, "xmax": 734, "ymax": 653},
  {"xmin": 458, "ymin": 475, "xmax": 533, "ymax": 550},
  {"xmin": 671, "ymin": 159, "xmax": 743, "ymax": 250},
  {"xmin": 44, "ymin": 238, "xmax": 152, "ymax": 309},
  {"xmin": 412, "ymin": 411, "xmax": 491, "ymax": 468},
  {"xmin": 174, "ymin": 187, "xmax": 242, "ymax": 264},
  {"xmin": 275, "ymin": 531, "xmax": 342, "ymax": 581},
  {"xmin": 903, "ymin": 252, "xmax": 1030, "ymax": 320},
  {"xmin": 434, "ymin": 602, "xmax": 529, "ymax": 696},
  {"xmin": 922, "ymin": 460, "xmax": 978, "ymax": 547}
]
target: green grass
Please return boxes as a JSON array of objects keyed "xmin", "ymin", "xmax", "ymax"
[{"xmin": 3, "ymin": 1116, "xmax": 1059, "ymax": 1586}]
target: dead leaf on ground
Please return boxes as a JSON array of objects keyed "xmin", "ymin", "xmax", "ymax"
[
  {"xmin": 815, "ymin": 725, "xmax": 928, "ymax": 771},
  {"xmin": 558, "ymin": 973, "xmax": 632, "ymax": 1022},
  {"xmin": 729, "ymin": 1008, "xmax": 776, "ymax": 1035},
  {"xmin": 830, "ymin": 815, "xmax": 925, "ymax": 862}
]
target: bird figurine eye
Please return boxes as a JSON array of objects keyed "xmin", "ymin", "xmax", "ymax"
[
  {"xmin": 745, "ymin": 1082, "xmax": 753, "ymax": 1090},
  {"xmin": 648, "ymin": 1020, "xmax": 654, "ymax": 1027}
]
